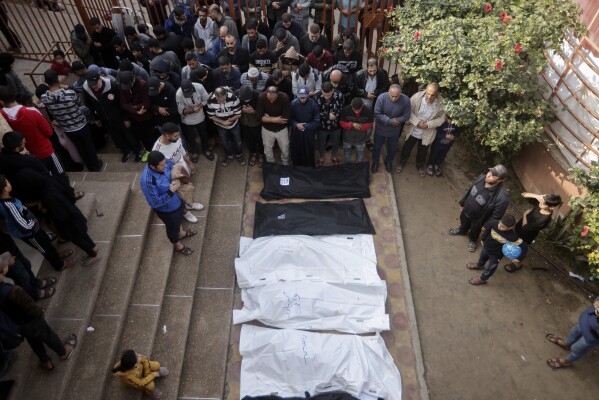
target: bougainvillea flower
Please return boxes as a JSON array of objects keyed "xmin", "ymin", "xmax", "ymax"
[
  {"xmin": 539, "ymin": 71, "xmax": 546, "ymax": 75},
  {"xmin": 502, "ymin": 16, "xmax": 512, "ymax": 23},
  {"xmin": 582, "ymin": 226, "xmax": 590, "ymax": 237},
  {"xmin": 414, "ymin": 31, "xmax": 421, "ymax": 39},
  {"xmin": 484, "ymin": 3, "xmax": 492, "ymax": 13},
  {"xmin": 381, "ymin": 48, "xmax": 388, "ymax": 55},
  {"xmin": 514, "ymin": 43, "xmax": 523, "ymax": 53},
  {"xmin": 500, "ymin": 12, "xmax": 507, "ymax": 20},
  {"xmin": 495, "ymin": 60, "xmax": 504, "ymax": 70}
]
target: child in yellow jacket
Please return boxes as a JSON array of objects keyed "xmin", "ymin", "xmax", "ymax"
[{"xmin": 112, "ymin": 350, "xmax": 169, "ymax": 399}]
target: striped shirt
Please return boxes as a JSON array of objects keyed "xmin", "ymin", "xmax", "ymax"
[
  {"xmin": 205, "ymin": 91, "xmax": 242, "ymax": 129},
  {"xmin": 41, "ymin": 88, "xmax": 87, "ymax": 133}
]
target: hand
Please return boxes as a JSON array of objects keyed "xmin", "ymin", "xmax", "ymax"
[
  {"xmin": 353, "ymin": 122, "xmax": 361, "ymax": 130},
  {"xmin": 296, "ymin": 122, "xmax": 305, "ymax": 131},
  {"xmin": 446, "ymin": 133, "xmax": 455, "ymax": 141},
  {"xmin": 390, "ymin": 119, "xmax": 399, "ymax": 126},
  {"xmin": 123, "ymin": 120, "xmax": 131, "ymax": 128},
  {"xmin": 417, "ymin": 121, "xmax": 428, "ymax": 129},
  {"xmin": 272, "ymin": 2, "xmax": 279, "ymax": 8},
  {"xmin": 94, "ymin": 42, "xmax": 102, "ymax": 47},
  {"xmin": 137, "ymin": 106, "xmax": 147, "ymax": 115},
  {"xmin": 153, "ymin": 371, "xmax": 160, "ymax": 377},
  {"xmin": 329, "ymin": 113, "xmax": 336, "ymax": 121},
  {"xmin": 194, "ymin": 103, "xmax": 203, "ymax": 112},
  {"xmin": 221, "ymin": 119, "xmax": 232, "ymax": 126},
  {"xmin": 158, "ymin": 107, "xmax": 170, "ymax": 116},
  {"xmin": 170, "ymin": 179, "xmax": 181, "ymax": 191},
  {"xmin": 272, "ymin": 116, "xmax": 288, "ymax": 124},
  {"xmin": 367, "ymin": 92, "xmax": 376, "ymax": 99},
  {"xmin": 276, "ymin": 41, "xmax": 284, "ymax": 52}
]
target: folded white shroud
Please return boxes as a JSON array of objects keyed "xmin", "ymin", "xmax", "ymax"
[
  {"xmin": 236, "ymin": 235, "xmax": 381, "ymax": 289},
  {"xmin": 239, "ymin": 325, "xmax": 402, "ymax": 400},
  {"xmin": 233, "ymin": 281, "xmax": 389, "ymax": 333}
]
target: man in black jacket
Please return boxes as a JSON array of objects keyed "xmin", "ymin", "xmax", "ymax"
[
  {"xmin": 449, "ymin": 164, "xmax": 511, "ymax": 252},
  {"xmin": 148, "ymin": 77, "xmax": 180, "ymax": 127},
  {"xmin": 333, "ymin": 39, "xmax": 362, "ymax": 74},
  {"xmin": 82, "ymin": 71, "xmax": 144, "ymax": 162},
  {"xmin": 353, "ymin": 58, "xmax": 390, "ymax": 109}
]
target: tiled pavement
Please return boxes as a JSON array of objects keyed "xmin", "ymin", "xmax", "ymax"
[{"xmin": 224, "ymin": 159, "xmax": 429, "ymax": 400}]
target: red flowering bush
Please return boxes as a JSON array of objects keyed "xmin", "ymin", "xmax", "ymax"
[{"xmin": 381, "ymin": 0, "xmax": 586, "ymax": 157}]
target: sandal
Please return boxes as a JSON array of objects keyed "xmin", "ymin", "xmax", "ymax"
[
  {"xmin": 204, "ymin": 151, "xmax": 215, "ymax": 161},
  {"xmin": 176, "ymin": 245, "xmax": 194, "ymax": 256},
  {"xmin": 504, "ymin": 262, "xmax": 523, "ymax": 273},
  {"xmin": 38, "ymin": 277, "xmax": 57, "ymax": 289},
  {"xmin": 466, "ymin": 263, "xmax": 483, "ymax": 270},
  {"xmin": 469, "ymin": 277, "xmax": 487, "ymax": 285},
  {"xmin": 74, "ymin": 191, "xmax": 85, "ymax": 200},
  {"xmin": 448, "ymin": 228, "xmax": 464, "ymax": 236},
  {"xmin": 418, "ymin": 168, "xmax": 426, "ymax": 178},
  {"xmin": 249, "ymin": 154, "xmax": 257, "ymax": 167},
  {"xmin": 546, "ymin": 358, "xmax": 572, "ymax": 370},
  {"xmin": 59, "ymin": 249, "xmax": 74, "ymax": 260},
  {"xmin": 181, "ymin": 229, "xmax": 197, "ymax": 240},
  {"xmin": 331, "ymin": 158, "xmax": 340, "ymax": 165},
  {"xmin": 257, "ymin": 155, "xmax": 265, "ymax": 168},
  {"xmin": 60, "ymin": 334, "xmax": 77, "ymax": 360},
  {"xmin": 545, "ymin": 334, "xmax": 571, "ymax": 350},
  {"xmin": 317, "ymin": 159, "xmax": 324, "ymax": 167},
  {"xmin": 426, "ymin": 166, "xmax": 434, "ymax": 176},
  {"xmin": 434, "ymin": 166, "xmax": 442, "ymax": 176},
  {"xmin": 38, "ymin": 287, "xmax": 56, "ymax": 300},
  {"xmin": 222, "ymin": 158, "xmax": 231, "ymax": 167},
  {"xmin": 41, "ymin": 360, "xmax": 55, "ymax": 371},
  {"xmin": 190, "ymin": 153, "xmax": 199, "ymax": 163}
]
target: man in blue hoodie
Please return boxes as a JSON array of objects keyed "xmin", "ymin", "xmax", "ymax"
[{"xmin": 140, "ymin": 151, "xmax": 196, "ymax": 255}]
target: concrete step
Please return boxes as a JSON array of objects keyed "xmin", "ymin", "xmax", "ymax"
[
  {"xmin": 63, "ymin": 190, "xmax": 153, "ymax": 400},
  {"xmin": 173, "ymin": 158, "xmax": 248, "ymax": 399},
  {"xmin": 98, "ymin": 153, "xmax": 146, "ymax": 174},
  {"xmin": 103, "ymin": 155, "xmax": 220, "ymax": 400},
  {"xmin": 7, "ymin": 181, "xmax": 132, "ymax": 400},
  {"xmin": 149, "ymin": 156, "xmax": 222, "ymax": 400}
]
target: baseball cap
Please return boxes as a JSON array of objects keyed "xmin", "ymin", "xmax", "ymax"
[
  {"xmin": 256, "ymin": 38, "xmax": 267, "ymax": 49},
  {"xmin": 297, "ymin": 85, "xmax": 309, "ymax": 98},
  {"xmin": 180, "ymin": 79, "xmax": 195, "ymax": 98},
  {"xmin": 117, "ymin": 71, "xmax": 134, "ymax": 90},
  {"xmin": 489, "ymin": 164, "xmax": 508, "ymax": 179},
  {"xmin": 147, "ymin": 77, "xmax": 161, "ymax": 96},
  {"xmin": 85, "ymin": 70, "xmax": 101, "ymax": 85},
  {"xmin": 147, "ymin": 38, "xmax": 160, "ymax": 48},
  {"xmin": 247, "ymin": 67, "xmax": 259, "ymax": 78},
  {"xmin": 351, "ymin": 97, "xmax": 363, "ymax": 109}
]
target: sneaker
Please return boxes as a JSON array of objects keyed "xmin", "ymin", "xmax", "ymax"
[
  {"xmin": 141, "ymin": 151, "xmax": 150, "ymax": 163},
  {"xmin": 238, "ymin": 157, "xmax": 246, "ymax": 166},
  {"xmin": 468, "ymin": 241, "xmax": 477, "ymax": 252},
  {"xmin": 185, "ymin": 203, "xmax": 204, "ymax": 211},
  {"xmin": 159, "ymin": 366, "xmax": 169, "ymax": 377},
  {"xmin": 121, "ymin": 152, "xmax": 131, "ymax": 163},
  {"xmin": 183, "ymin": 211, "xmax": 198, "ymax": 223},
  {"xmin": 396, "ymin": 164, "xmax": 405, "ymax": 173}
]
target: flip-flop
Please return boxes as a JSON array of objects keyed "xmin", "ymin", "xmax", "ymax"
[
  {"xmin": 546, "ymin": 358, "xmax": 572, "ymax": 370},
  {"xmin": 176, "ymin": 245, "xmax": 194, "ymax": 256},
  {"xmin": 61, "ymin": 334, "xmax": 77, "ymax": 360},
  {"xmin": 545, "ymin": 334, "xmax": 570, "ymax": 350},
  {"xmin": 181, "ymin": 229, "xmax": 197, "ymax": 240},
  {"xmin": 504, "ymin": 262, "xmax": 523, "ymax": 273},
  {"xmin": 38, "ymin": 277, "xmax": 57, "ymax": 289},
  {"xmin": 38, "ymin": 287, "xmax": 56, "ymax": 300}
]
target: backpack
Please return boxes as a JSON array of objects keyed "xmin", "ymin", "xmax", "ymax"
[{"xmin": 0, "ymin": 283, "xmax": 23, "ymax": 351}]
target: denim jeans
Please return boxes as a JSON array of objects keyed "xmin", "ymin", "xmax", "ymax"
[
  {"xmin": 343, "ymin": 142, "xmax": 366, "ymax": 163},
  {"xmin": 477, "ymin": 246, "xmax": 502, "ymax": 282},
  {"xmin": 217, "ymin": 123, "xmax": 243, "ymax": 159},
  {"xmin": 317, "ymin": 129, "xmax": 341, "ymax": 158},
  {"xmin": 565, "ymin": 323, "xmax": 599, "ymax": 363},
  {"xmin": 372, "ymin": 134, "xmax": 399, "ymax": 165}
]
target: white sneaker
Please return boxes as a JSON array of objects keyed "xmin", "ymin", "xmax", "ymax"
[
  {"xmin": 183, "ymin": 211, "xmax": 198, "ymax": 223},
  {"xmin": 159, "ymin": 367, "xmax": 169, "ymax": 377},
  {"xmin": 185, "ymin": 202, "xmax": 204, "ymax": 211}
]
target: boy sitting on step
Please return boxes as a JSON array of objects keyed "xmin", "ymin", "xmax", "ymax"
[{"xmin": 112, "ymin": 350, "xmax": 169, "ymax": 399}]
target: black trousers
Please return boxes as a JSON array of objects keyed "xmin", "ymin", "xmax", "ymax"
[
  {"xmin": 21, "ymin": 317, "xmax": 65, "ymax": 363},
  {"xmin": 458, "ymin": 210, "xmax": 483, "ymax": 242},
  {"xmin": 154, "ymin": 204, "xmax": 184, "ymax": 244},
  {"xmin": 106, "ymin": 120, "xmax": 142, "ymax": 155},
  {"xmin": 55, "ymin": 211, "xmax": 96, "ymax": 257},
  {"xmin": 132, "ymin": 119, "xmax": 159, "ymax": 151},
  {"xmin": 181, "ymin": 121, "xmax": 209, "ymax": 155},
  {"xmin": 241, "ymin": 124, "xmax": 264, "ymax": 155},
  {"xmin": 21, "ymin": 230, "xmax": 63, "ymax": 271},
  {"xmin": 399, "ymin": 135, "xmax": 429, "ymax": 168}
]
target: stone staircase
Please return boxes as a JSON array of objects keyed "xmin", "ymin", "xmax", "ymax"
[{"xmin": 5, "ymin": 150, "xmax": 248, "ymax": 400}]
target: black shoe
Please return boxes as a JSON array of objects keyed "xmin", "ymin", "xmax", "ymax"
[
  {"xmin": 134, "ymin": 150, "xmax": 144, "ymax": 163},
  {"xmin": 90, "ymin": 159, "xmax": 104, "ymax": 172},
  {"xmin": 121, "ymin": 152, "xmax": 131, "ymax": 163},
  {"xmin": 366, "ymin": 142, "xmax": 374, "ymax": 151},
  {"xmin": 385, "ymin": 162, "xmax": 392, "ymax": 173},
  {"xmin": 371, "ymin": 163, "xmax": 378, "ymax": 173}
]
